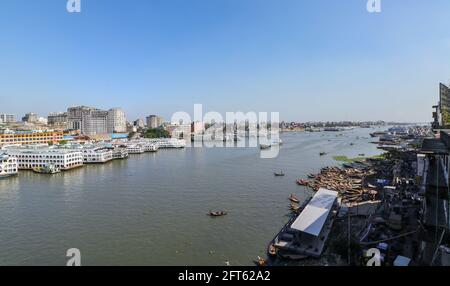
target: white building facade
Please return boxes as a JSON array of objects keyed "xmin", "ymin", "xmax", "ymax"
[
  {"xmin": 108, "ymin": 108, "xmax": 127, "ymax": 133},
  {"xmin": 67, "ymin": 106, "xmax": 127, "ymax": 136},
  {"xmin": 0, "ymin": 154, "xmax": 18, "ymax": 178}
]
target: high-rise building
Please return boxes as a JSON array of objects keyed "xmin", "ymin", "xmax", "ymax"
[
  {"xmin": 107, "ymin": 108, "xmax": 127, "ymax": 133},
  {"xmin": 146, "ymin": 115, "xmax": 164, "ymax": 129},
  {"xmin": 67, "ymin": 106, "xmax": 92, "ymax": 131},
  {"xmin": 22, "ymin": 113, "xmax": 38, "ymax": 123},
  {"xmin": 0, "ymin": 114, "xmax": 16, "ymax": 124},
  {"xmin": 440, "ymin": 83, "xmax": 450, "ymax": 128},
  {"xmin": 48, "ymin": 112, "xmax": 68, "ymax": 126},
  {"xmin": 67, "ymin": 106, "xmax": 127, "ymax": 135},
  {"xmin": 134, "ymin": 118, "xmax": 146, "ymax": 128},
  {"xmin": 82, "ymin": 109, "xmax": 109, "ymax": 136}
]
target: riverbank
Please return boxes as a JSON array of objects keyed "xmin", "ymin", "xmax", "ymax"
[{"xmin": 266, "ymin": 126, "xmax": 428, "ymax": 266}]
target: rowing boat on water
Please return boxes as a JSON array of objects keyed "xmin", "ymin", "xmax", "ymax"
[
  {"xmin": 274, "ymin": 171, "xmax": 285, "ymax": 176},
  {"xmin": 289, "ymin": 194, "xmax": 300, "ymax": 203},
  {"xmin": 296, "ymin": 179, "xmax": 308, "ymax": 186},
  {"xmin": 208, "ymin": 211, "xmax": 227, "ymax": 217}
]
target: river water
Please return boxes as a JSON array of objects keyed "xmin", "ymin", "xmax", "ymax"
[{"xmin": 0, "ymin": 128, "xmax": 383, "ymax": 266}]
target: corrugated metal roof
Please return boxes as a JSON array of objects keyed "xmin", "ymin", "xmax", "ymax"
[
  {"xmin": 421, "ymin": 138, "xmax": 448, "ymax": 155},
  {"xmin": 290, "ymin": 188, "xmax": 338, "ymax": 236}
]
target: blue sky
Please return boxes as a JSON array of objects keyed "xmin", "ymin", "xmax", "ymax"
[{"xmin": 1, "ymin": 0, "xmax": 450, "ymax": 122}]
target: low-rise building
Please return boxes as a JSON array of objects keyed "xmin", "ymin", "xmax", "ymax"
[{"xmin": 0, "ymin": 130, "xmax": 63, "ymax": 146}]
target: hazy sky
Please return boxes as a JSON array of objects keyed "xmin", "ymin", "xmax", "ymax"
[{"xmin": 1, "ymin": 0, "xmax": 450, "ymax": 122}]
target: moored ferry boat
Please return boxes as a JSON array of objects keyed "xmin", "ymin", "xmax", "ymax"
[
  {"xmin": 0, "ymin": 153, "xmax": 18, "ymax": 178},
  {"xmin": 82, "ymin": 147, "xmax": 114, "ymax": 164},
  {"xmin": 154, "ymin": 139, "xmax": 186, "ymax": 149},
  {"xmin": 127, "ymin": 144, "xmax": 145, "ymax": 154},
  {"xmin": 112, "ymin": 147, "xmax": 129, "ymax": 159},
  {"xmin": 143, "ymin": 143, "xmax": 159, "ymax": 152},
  {"xmin": 269, "ymin": 188, "xmax": 339, "ymax": 260}
]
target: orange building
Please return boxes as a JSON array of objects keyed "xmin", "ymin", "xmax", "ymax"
[{"xmin": 0, "ymin": 130, "xmax": 63, "ymax": 146}]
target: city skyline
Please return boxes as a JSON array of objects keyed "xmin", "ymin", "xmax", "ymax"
[{"xmin": 1, "ymin": 0, "xmax": 450, "ymax": 122}]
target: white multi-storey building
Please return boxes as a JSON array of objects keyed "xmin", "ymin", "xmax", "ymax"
[
  {"xmin": 82, "ymin": 147, "xmax": 114, "ymax": 164},
  {"xmin": 0, "ymin": 153, "xmax": 18, "ymax": 178},
  {"xmin": 108, "ymin": 108, "xmax": 127, "ymax": 133},
  {"xmin": 6, "ymin": 148, "xmax": 83, "ymax": 171},
  {"xmin": 67, "ymin": 106, "xmax": 127, "ymax": 136},
  {"xmin": 0, "ymin": 114, "xmax": 16, "ymax": 124},
  {"xmin": 146, "ymin": 115, "xmax": 164, "ymax": 129}
]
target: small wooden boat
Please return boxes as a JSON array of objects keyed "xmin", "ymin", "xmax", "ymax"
[
  {"xmin": 274, "ymin": 171, "xmax": 285, "ymax": 176},
  {"xmin": 319, "ymin": 152, "xmax": 327, "ymax": 156},
  {"xmin": 208, "ymin": 211, "xmax": 227, "ymax": 217},
  {"xmin": 268, "ymin": 244, "xmax": 277, "ymax": 256},
  {"xmin": 290, "ymin": 203, "xmax": 300, "ymax": 213},
  {"xmin": 296, "ymin": 179, "xmax": 308, "ymax": 186},
  {"xmin": 307, "ymin": 173, "xmax": 316, "ymax": 179},
  {"xmin": 289, "ymin": 194, "xmax": 300, "ymax": 203}
]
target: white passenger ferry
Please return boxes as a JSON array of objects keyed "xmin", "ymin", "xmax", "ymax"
[{"xmin": 0, "ymin": 153, "xmax": 18, "ymax": 178}]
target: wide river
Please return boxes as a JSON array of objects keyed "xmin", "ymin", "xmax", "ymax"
[{"xmin": 0, "ymin": 128, "xmax": 383, "ymax": 266}]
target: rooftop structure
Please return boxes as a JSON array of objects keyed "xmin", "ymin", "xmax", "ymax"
[
  {"xmin": 274, "ymin": 188, "xmax": 339, "ymax": 258},
  {"xmin": 290, "ymin": 188, "xmax": 339, "ymax": 236}
]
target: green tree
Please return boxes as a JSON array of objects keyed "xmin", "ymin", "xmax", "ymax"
[{"xmin": 144, "ymin": 128, "xmax": 170, "ymax": 138}]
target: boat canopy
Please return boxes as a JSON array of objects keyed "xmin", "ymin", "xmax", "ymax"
[{"xmin": 290, "ymin": 188, "xmax": 338, "ymax": 237}]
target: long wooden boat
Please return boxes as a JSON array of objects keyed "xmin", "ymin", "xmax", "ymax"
[
  {"xmin": 274, "ymin": 171, "xmax": 285, "ymax": 176},
  {"xmin": 208, "ymin": 211, "xmax": 227, "ymax": 217},
  {"xmin": 296, "ymin": 179, "xmax": 308, "ymax": 186},
  {"xmin": 289, "ymin": 194, "xmax": 300, "ymax": 204}
]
